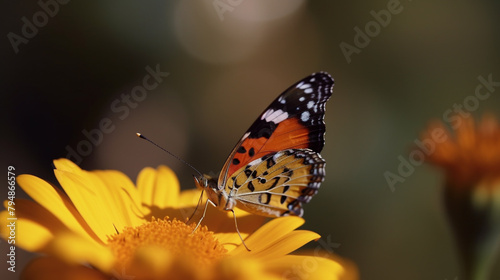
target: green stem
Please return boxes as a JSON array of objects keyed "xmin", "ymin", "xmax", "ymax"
[{"xmin": 444, "ymin": 183, "xmax": 500, "ymax": 280}]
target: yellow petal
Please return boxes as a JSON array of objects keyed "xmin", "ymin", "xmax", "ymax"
[
  {"xmin": 230, "ymin": 216, "xmax": 305, "ymax": 255},
  {"xmin": 16, "ymin": 175, "xmax": 100, "ymax": 243},
  {"xmin": 248, "ymin": 230, "xmax": 321, "ymax": 259},
  {"xmin": 54, "ymin": 159, "xmax": 133, "ymax": 233},
  {"xmin": 93, "ymin": 170, "xmax": 145, "ymax": 228},
  {"xmin": 0, "ymin": 210, "xmax": 53, "ymax": 252},
  {"xmin": 1, "ymin": 199, "xmax": 103, "ymax": 252},
  {"xmin": 178, "ymin": 189, "xmax": 203, "ymax": 208},
  {"xmin": 21, "ymin": 257, "xmax": 110, "ymax": 280},
  {"xmin": 214, "ymin": 232, "xmax": 250, "ymax": 250},
  {"xmin": 265, "ymin": 255, "xmax": 356, "ymax": 280},
  {"xmin": 53, "ymin": 169, "xmax": 117, "ymax": 242},
  {"xmin": 214, "ymin": 214, "xmax": 266, "ymax": 250},
  {"xmin": 216, "ymin": 256, "xmax": 281, "ymax": 280},
  {"xmin": 137, "ymin": 166, "xmax": 180, "ymax": 209},
  {"xmin": 46, "ymin": 231, "xmax": 115, "ymax": 273},
  {"xmin": 136, "ymin": 167, "xmax": 156, "ymax": 207},
  {"xmin": 156, "ymin": 166, "xmax": 181, "ymax": 207},
  {"xmin": 128, "ymin": 246, "xmax": 175, "ymax": 279},
  {"xmin": 53, "ymin": 158, "xmax": 83, "ymax": 174}
]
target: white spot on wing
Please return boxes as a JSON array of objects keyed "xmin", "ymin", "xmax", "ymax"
[
  {"xmin": 273, "ymin": 153, "xmax": 281, "ymax": 162},
  {"xmin": 278, "ymin": 95, "xmax": 286, "ymax": 104},
  {"xmin": 304, "ymin": 88, "xmax": 313, "ymax": 94},
  {"xmin": 262, "ymin": 109, "xmax": 288, "ymax": 123},
  {"xmin": 261, "ymin": 109, "xmax": 273, "ymax": 120},
  {"xmin": 299, "ymin": 83, "xmax": 311, "ymax": 89},
  {"xmin": 301, "ymin": 111, "xmax": 310, "ymax": 122},
  {"xmin": 249, "ymin": 157, "xmax": 262, "ymax": 165},
  {"xmin": 273, "ymin": 111, "xmax": 289, "ymax": 123},
  {"xmin": 307, "ymin": 100, "xmax": 314, "ymax": 109},
  {"xmin": 267, "ymin": 109, "xmax": 282, "ymax": 121},
  {"xmin": 299, "ymin": 96, "xmax": 305, "ymax": 102}
]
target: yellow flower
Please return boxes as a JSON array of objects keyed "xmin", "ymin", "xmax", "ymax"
[
  {"xmin": 1, "ymin": 158, "xmax": 357, "ymax": 280},
  {"xmin": 421, "ymin": 114, "xmax": 500, "ymax": 280}
]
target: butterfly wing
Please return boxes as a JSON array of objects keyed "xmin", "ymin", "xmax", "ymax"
[
  {"xmin": 218, "ymin": 72, "xmax": 333, "ymax": 185},
  {"xmin": 217, "ymin": 72, "xmax": 334, "ymax": 217},
  {"xmin": 226, "ymin": 149, "xmax": 325, "ymax": 217}
]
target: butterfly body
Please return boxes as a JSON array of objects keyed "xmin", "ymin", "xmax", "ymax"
[{"xmin": 194, "ymin": 72, "xmax": 334, "ymax": 218}]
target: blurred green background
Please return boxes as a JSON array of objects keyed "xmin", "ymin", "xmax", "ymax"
[{"xmin": 2, "ymin": 1, "xmax": 500, "ymax": 279}]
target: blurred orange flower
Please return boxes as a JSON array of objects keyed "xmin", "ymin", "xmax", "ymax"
[{"xmin": 421, "ymin": 114, "xmax": 500, "ymax": 280}]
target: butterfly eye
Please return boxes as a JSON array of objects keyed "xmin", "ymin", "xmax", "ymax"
[
  {"xmin": 193, "ymin": 175, "xmax": 210, "ymax": 189},
  {"xmin": 202, "ymin": 177, "xmax": 209, "ymax": 188}
]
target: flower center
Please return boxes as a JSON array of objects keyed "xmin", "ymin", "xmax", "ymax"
[{"xmin": 107, "ymin": 217, "xmax": 227, "ymax": 273}]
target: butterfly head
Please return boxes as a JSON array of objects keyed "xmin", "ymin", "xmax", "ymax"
[
  {"xmin": 193, "ymin": 174, "xmax": 223, "ymax": 207},
  {"xmin": 193, "ymin": 174, "xmax": 209, "ymax": 189}
]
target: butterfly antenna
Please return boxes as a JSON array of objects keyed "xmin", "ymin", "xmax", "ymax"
[{"xmin": 136, "ymin": 133, "xmax": 203, "ymax": 178}]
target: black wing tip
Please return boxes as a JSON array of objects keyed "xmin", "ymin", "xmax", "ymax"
[
  {"xmin": 300, "ymin": 72, "xmax": 334, "ymax": 96},
  {"xmin": 309, "ymin": 71, "xmax": 334, "ymax": 84}
]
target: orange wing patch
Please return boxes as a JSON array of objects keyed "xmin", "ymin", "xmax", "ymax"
[{"xmin": 227, "ymin": 118, "xmax": 310, "ymax": 177}]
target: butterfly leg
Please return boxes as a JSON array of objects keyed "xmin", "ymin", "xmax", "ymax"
[
  {"xmin": 192, "ymin": 198, "xmax": 216, "ymax": 233},
  {"xmin": 186, "ymin": 189, "xmax": 205, "ymax": 224},
  {"xmin": 230, "ymin": 209, "xmax": 251, "ymax": 251}
]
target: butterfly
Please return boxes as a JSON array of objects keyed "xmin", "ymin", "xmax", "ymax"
[{"xmin": 192, "ymin": 72, "xmax": 334, "ymax": 245}]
